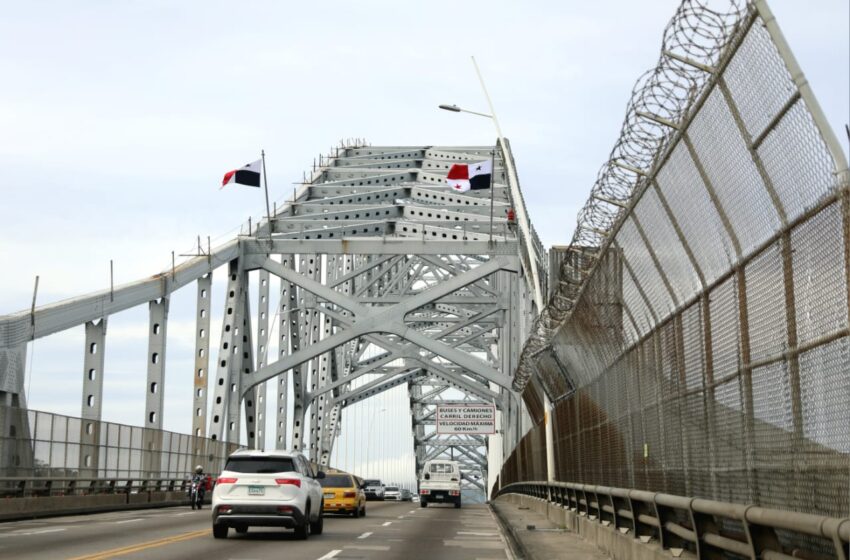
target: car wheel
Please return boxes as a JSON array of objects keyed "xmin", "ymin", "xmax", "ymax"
[
  {"xmin": 351, "ymin": 505, "xmax": 360, "ymax": 518},
  {"xmin": 310, "ymin": 506, "xmax": 324, "ymax": 535},
  {"xmin": 294, "ymin": 505, "xmax": 310, "ymax": 540},
  {"xmin": 420, "ymin": 501, "xmax": 427, "ymax": 508},
  {"xmin": 361, "ymin": 505, "xmax": 366, "ymax": 517},
  {"xmin": 455, "ymin": 500, "xmax": 461, "ymax": 509},
  {"xmin": 212, "ymin": 524, "xmax": 228, "ymax": 539}
]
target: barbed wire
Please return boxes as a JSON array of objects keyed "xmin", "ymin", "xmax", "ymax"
[{"xmin": 513, "ymin": 0, "xmax": 748, "ymax": 393}]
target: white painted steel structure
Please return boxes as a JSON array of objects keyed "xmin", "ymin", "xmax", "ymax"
[{"xmin": 0, "ymin": 142, "xmax": 546, "ymax": 491}]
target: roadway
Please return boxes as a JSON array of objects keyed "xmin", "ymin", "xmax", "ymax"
[{"xmin": 0, "ymin": 500, "xmax": 510, "ymax": 560}]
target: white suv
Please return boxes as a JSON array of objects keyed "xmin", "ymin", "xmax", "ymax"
[{"xmin": 211, "ymin": 449, "xmax": 325, "ymax": 539}]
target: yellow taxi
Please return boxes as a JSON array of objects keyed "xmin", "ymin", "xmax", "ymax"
[{"xmin": 320, "ymin": 472, "xmax": 366, "ymax": 517}]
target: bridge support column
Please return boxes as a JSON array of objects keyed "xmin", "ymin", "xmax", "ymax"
[
  {"xmin": 0, "ymin": 343, "xmax": 32, "ymax": 476},
  {"xmin": 143, "ymin": 298, "xmax": 168, "ymax": 477},
  {"xmin": 241, "ymin": 286, "xmax": 257, "ymax": 448},
  {"xmin": 192, "ymin": 274, "xmax": 211, "ymax": 439},
  {"xmin": 80, "ymin": 318, "xmax": 107, "ymax": 477},
  {"xmin": 255, "ymin": 269, "xmax": 271, "ymax": 448},
  {"xmin": 144, "ymin": 299, "xmax": 168, "ymax": 430},
  {"xmin": 209, "ymin": 259, "xmax": 242, "ymax": 442},
  {"xmin": 276, "ymin": 255, "xmax": 295, "ymax": 448},
  {"xmin": 544, "ymin": 394, "xmax": 555, "ymax": 483}
]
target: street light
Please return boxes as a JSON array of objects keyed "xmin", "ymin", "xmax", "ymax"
[
  {"xmin": 438, "ymin": 104, "xmax": 493, "ymax": 119},
  {"xmin": 437, "ymin": 56, "xmax": 545, "ymax": 311}
]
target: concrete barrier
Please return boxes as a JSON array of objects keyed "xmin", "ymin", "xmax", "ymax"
[
  {"xmin": 0, "ymin": 491, "xmax": 201, "ymax": 522},
  {"xmin": 564, "ymin": 507, "xmax": 688, "ymax": 560},
  {"xmin": 495, "ymin": 494, "xmax": 689, "ymax": 560}
]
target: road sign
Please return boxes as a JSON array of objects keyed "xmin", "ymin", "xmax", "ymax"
[{"xmin": 436, "ymin": 404, "xmax": 496, "ymax": 435}]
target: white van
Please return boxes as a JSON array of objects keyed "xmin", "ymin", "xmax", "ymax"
[{"xmin": 418, "ymin": 460, "xmax": 461, "ymax": 508}]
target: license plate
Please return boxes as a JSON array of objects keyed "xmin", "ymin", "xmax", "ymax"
[
  {"xmin": 324, "ymin": 493, "xmax": 334, "ymax": 499},
  {"xmin": 248, "ymin": 485, "xmax": 265, "ymax": 496},
  {"xmin": 436, "ymin": 495, "xmax": 444, "ymax": 500}
]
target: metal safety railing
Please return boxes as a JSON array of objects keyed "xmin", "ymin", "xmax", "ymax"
[
  {"xmin": 0, "ymin": 476, "xmax": 202, "ymax": 498},
  {"xmin": 496, "ymin": 481, "xmax": 850, "ymax": 560}
]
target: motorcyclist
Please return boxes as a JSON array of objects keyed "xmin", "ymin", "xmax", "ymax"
[{"xmin": 189, "ymin": 465, "xmax": 207, "ymax": 505}]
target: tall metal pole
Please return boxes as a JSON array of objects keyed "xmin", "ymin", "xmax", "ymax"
[
  {"xmin": 261, "ymin": 150, "xmax": 273, "ymax": 239},
  {"xmin": 470, "ymin": 56, "xmax": 544, "ymax": 310},
  {"xmin": 488, "ymin": 149, "xmax": 495, "ymax": 243}
]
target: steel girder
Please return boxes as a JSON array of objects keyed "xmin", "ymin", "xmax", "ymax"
[{"xmin": 0, "ymin": 144, "xmax": 543, "ymax": 485}]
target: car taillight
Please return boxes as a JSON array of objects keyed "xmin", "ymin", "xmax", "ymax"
[
  {"xmin": 343, "ymin": 491, "xmax": 356, "ymax": 498},
  {"xmin": 277, "ymin": 505, "xmax": 293, "ymax": 513},
  {"xmin": 217, "ymin": 505, "xmax": 232, "ymax": 513},
  {"xmin": 420, "ymin": 489, "xmax": 430, "ymax": 495},
  {"xmin": 275, "ymin": 478, "xmax": 301, "ymax": 487},
  {"xmin": 216, "ymin": 477, "xmax": 238, "ymax": 484},
  {"xmin": 450, "ymin": 490, "xmax": 460, "ymax": 496}
]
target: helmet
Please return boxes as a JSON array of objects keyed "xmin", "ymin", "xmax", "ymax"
[{"xmin": 195, "ymin": 465, "xmax": 203, "ymax": 474}]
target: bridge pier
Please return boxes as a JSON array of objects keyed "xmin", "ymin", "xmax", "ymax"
[
  {"xmin": 80, "ymin": 318, "xmax": 107, "ymax": 477},
  {"xmin": 192, "ymin": 273, "xmax": 211, "ymax": 439}
]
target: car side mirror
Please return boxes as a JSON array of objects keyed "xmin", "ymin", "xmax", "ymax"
[
  {"xmin": 424, "ymin": 473, "xmax": 430, "ymax": 480},
  {"xmin": 316, "ymin": 470, "xmax": 326, "ymax": 479}
]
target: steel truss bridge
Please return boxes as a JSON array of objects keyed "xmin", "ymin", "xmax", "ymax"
[
  {"xmin": 1, "ymin": 0, "xmax": 849, "ymax": 558},
  {"xmin": 0, "ymin": 141, "xmax": 547, "ymax": 497}
]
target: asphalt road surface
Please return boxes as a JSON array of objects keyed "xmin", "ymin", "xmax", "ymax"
[{"xmin": 0, "ymin": 500, "xmax": 510, "ymax": 560}]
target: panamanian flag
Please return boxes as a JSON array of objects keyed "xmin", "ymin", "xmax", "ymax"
[
  {"xmin": 446, "ymin": 160, "xmax": 492, "ymax": 193},
  {"xmin": 221, "ymin": 159, "xmax": 262, "ymax": 188}
]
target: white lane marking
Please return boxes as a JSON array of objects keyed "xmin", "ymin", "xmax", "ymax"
[
  {"xmin": 382, "ymin": 521, "xmax": 392, "ymax": 526},
  {"xmin": 408, "ymin": 510, "xmax": 416, "ymax": 514},
  {"xmin": 31, "ymin": 528, "xmax": 67, "ymax": 535},
  {"xmin": 457, "ymin": 531, "xmax": 498, "ymax": 536},
  {"xmin": 357, "ymin": 531, "xmax": 373, "ymax": 539},
  {"xmin": 1, "ymin": 528, "xmax": 67, "ymax": 537},
  {"xmin": 317, "ymin": 551, "xmax": 341, "ymax": 560},
  {"xmin": 114, "ymin": 518, "xmax": 143, "ymax": 524},
  {"xmin": 172, "ymin": 511, "xmax": 196, "ymax": 516}
]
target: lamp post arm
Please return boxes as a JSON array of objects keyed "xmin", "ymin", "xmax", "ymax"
[{"xmin": 458, "ymin": 108, "xmax": 494, "ymax": 119}]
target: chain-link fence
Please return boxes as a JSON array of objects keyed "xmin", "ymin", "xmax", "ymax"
[
  {"xmin": 0, "ymin": 405, "xmax": 239, "ymax": 480},
  {"xmin": 504, "ymin": 0, "xmax": 850, "ymax": 545}
]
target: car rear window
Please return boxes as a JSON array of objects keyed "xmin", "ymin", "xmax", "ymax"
[
  {"xmin": 320, "ymin": 474, "xmax": 353, "ymax": 488},
  {"xmin": 429, "ymin": 463, "xmax": 456, "ymax": 474},
  {"xmin": 224, "ymin": 457, "xmax": 295, "ymax": 474},
  {"xmin": 363, "ymin": 479, "xmax": 381, "ymax": 487}
]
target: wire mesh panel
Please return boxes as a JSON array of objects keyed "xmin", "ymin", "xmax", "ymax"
[
  {"xmin": 0, "ymin": 405, "xmax": 238, "ymax": 480},
  {"xmin": 506, "ymin": 0, "xmax": 850, "ymax": 538}
]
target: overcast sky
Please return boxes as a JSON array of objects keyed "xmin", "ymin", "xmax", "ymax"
[{"xmin": 0, "ymin": 1, "xmax": 847, "ymax": 475}]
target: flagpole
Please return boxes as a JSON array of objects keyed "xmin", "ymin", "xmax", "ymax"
[
  {"xmin": 488, "ymin": 149, "xmax": 495, "ymax": 244},
  {"xmin": 261, "ymin": 150, "xmax": 273, "ymax": 239}
]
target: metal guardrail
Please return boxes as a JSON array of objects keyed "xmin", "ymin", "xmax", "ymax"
[
  {"xmin": 0, "ymin": 477, "xmax": 202, "ymax": 498},
  {"xmin": 496, "ymin": 481, "xmax": 850, "ymax": 560}
]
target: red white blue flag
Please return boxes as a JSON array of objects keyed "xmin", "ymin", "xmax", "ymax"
[{"xmin": 446, "ymin": 160, "xmax": 492, "ymax": 193}]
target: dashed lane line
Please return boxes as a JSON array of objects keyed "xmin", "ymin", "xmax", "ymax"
[
  {"xmin": 357, "ymin": 531, "xmax": 373, "ymax": 539},
  {"xmin": 113, "ymin": 518, "xmax": 143, "ymax": 524},
  {"xmin": 316, "ymin": 550, "xmax": 341, "ymax": 560},
  {"xmin": 0, "ymin": 528, "xmax": 67, "ymax": 538},
  {"xmin": 382, "ymin": 521, "xmax": 392, "ymax": 526},
  {"xmin": 457, "ymin": 531, "xmax": 499, "ymax": 536}
]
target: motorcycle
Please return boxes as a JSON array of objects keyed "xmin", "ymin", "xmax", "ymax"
[{"xmin": 189, "ymin": 480, "xmax": 204, "ymax": 510}]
